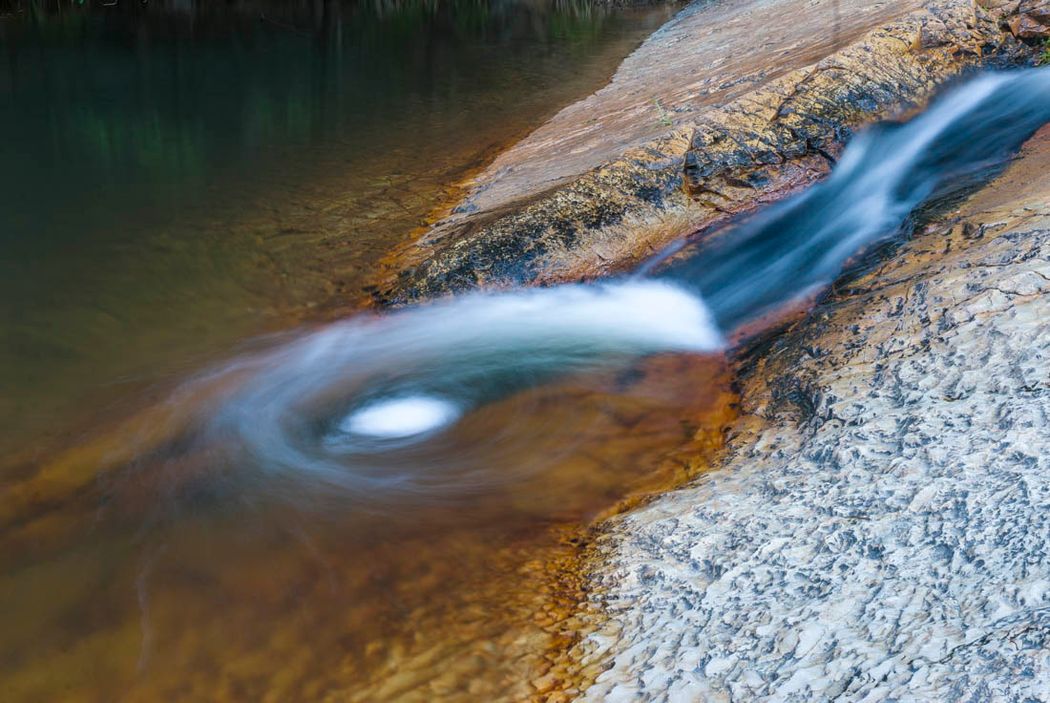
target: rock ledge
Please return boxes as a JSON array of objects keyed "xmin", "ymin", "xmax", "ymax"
[{"xmin": 375, "ymin": 0, "xmax": 1048, "ymax": 305}]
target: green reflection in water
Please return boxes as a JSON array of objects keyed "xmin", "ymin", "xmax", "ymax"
[{"xmin": 0, "ymin": 0, "xmax": 672, "ymax": 457}]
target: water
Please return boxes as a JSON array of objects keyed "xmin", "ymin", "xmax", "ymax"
[
  {"xmin": 124, "ymin": 280, "xmax": 722, "ymax": 505},
  {"xmin": 0, "ymin": 0, "xmax": 673, "ymax": 459},
  {"xmin": 1, "ymin": 2, "xmax": 707, "ymax": 700},
  {"xmin": 661, "ymin": 69, "xmax": 1050, "ymax": 329},
  {"xmin": 137, "ymin": 69, "xmax": 1050, "ymax": 516},
  {"xmin": 4, "ymin": 31, "xmax": 1050, "ymax": 703}
]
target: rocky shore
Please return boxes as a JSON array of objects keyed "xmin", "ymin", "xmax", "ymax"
[
  {"xmin": 564, "ymin": 122, "xmax": 1050, "ymax": 703},
  {"xmin": 373, "ymin": 0, "xmax": 1050, "ymax": 306},
  {"xmin": 360, "ymin": 1, "xmax": 1050, "ymax": 699}
]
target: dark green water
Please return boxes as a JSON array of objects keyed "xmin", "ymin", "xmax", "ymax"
[{"xmin": 0, "ymin": 0, "xmax": 673, "ymax": 459}]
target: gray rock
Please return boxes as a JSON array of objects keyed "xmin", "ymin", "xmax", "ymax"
[{"xmin": 574, "ymin": 129, "xmax": 1050, "ymax": 702}]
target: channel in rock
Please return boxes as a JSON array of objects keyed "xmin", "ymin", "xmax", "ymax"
[{"xmin": 374, "ymin": 0, "xmax": 1050, "ymax": 306}]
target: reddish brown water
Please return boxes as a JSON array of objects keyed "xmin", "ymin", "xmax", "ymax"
[
  {"xmin": 0, "ymin": 2, "xmax": 747, "ymax": 701},
  {"xmin": 1, "ymin": 352, "xmax": 733, "ymax": 701}
]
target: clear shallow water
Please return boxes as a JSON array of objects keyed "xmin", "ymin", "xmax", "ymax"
[
  {"xmin": 3, "ymin": 343, "xmax": 733, "ymax": 701},
  {"xmin": 5, "ymin": 10, "xmax": 1050, "ymax": 701},
  {"xmin": 1, "ymin": 2, "xmax": 706, "ymax": 700},
  {"xmin": 0, "ymin": 0, "xmax": 673, "ymax": 458}
]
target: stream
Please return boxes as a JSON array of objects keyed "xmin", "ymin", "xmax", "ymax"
[
  {"xmin": 4, "ymin": 1, "xmax": 1050, "ymax": 698},
  {"xmin": 153, "ymin": 68, "xmax": 1050, "ymax": 512}
]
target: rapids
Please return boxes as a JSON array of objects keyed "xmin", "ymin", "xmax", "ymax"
[
  {"xmin": 662, "ymin": 69, "xmax": 1050, "ymax": 328},
  {"xmin": 160, "ymin": 69, "xmax": 1050, "ymax": 505}
]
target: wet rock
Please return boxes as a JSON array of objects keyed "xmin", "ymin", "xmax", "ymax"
[
  {"xmin": 375, "ymin": 0, "xmax": 1040, "ymax": 305},
  {"xmin": 563, "ymin": 128, "xmax": 1050, "ymax": 701},
  {"xmin": 1013, "ymin": 15, "xmax": 1050, "ymax": 39},
  {"xmin": 995, "ymin": 0, "xmax": 1050, "ymax": 37}
]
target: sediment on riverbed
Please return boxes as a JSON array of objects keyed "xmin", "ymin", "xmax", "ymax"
[{"xmin": 371, "ymin": 0, "xmax": 1049, "ymax": 306}]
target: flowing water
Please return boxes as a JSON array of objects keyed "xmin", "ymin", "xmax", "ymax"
[
  {"xmin": 0, "ymin": 0, "xmax": 674, "ymax": 459},
  {"xmin": 660, "ymin": 69, "xmax": 1050, "ymax": 329},
  {"xmin": 3, "ymin": 12, "xmax": 1050, "ymax": 700},
  {"xmin": 158, "ymin": 69, "xmax": 1050, "ymax": 521}
]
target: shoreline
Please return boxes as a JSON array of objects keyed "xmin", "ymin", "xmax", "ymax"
[
  {"xmin": 371, "ymin": 0, "xmax": 1045, "ymax": 307},
  {"xmin": 566, "ymin": 120, "xmax": 1050, "ymax": 702}
]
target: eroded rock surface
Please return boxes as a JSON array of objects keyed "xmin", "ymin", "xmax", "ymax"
[
  {"xmin": 570, "ymin": 129, "xmax": 1050, "ymax": 702},
  {"xmin": 447, "ymin": 0, "xmax": 925, "ymax": 217},
  {"xmin": 376, "ymin": 0, "xmax": 1046, "ymax": 304}
]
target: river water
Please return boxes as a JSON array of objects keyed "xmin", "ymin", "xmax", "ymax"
[
  {"xmin": 5, "ymin": 1, "xmax": 1050, "ymax": 700},
  {"xmin": 0, "ymin": 0, "xmax": 673, "ymax": 459},
  {"xmin": 1, "ymin": 2, "xmax": 712, "ymax": 701}
]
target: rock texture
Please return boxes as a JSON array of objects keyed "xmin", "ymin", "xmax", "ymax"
[
  {"xmin": 375, "ymin": 0, "xmax": 1046, "ymax": 305},
  {"xmin": 568, "ymin": 128, "xmax": 1050, "ymax": 701},
  {"xmin": 441, "ymin": 0, "xmax": 925, "ymax": 218}
]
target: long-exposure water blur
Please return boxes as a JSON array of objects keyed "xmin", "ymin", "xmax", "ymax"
[{"xmin": 4, "ymin": 0, "xmax": 1050, "ymax": 700}]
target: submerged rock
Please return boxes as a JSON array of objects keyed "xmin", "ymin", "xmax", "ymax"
[
  {"xmin": 374, "ymin": 0, "xmax": 1047, "ymax": 305},
  {"xmin": 562, "ymin": 127, "xmax": 1050, "ymax": 701}
]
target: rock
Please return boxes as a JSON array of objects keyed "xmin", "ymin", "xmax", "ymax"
[
  {"xmin": 1004, "ymin": 0, "xmax": 1050, "ymax": 37},
  {"xmin": 373, "ymin": 0, "xmax": 1040, "ymax": 306},
  {"xmin": 561, "ymin": 126, "xmax": 1050, "ymax": 702},
  {"xmin": 978, "ymin": 0, "xmax": 1021, "ymax": 13},
  {"xmin": 1021, "ymin": 0, "xmax": 1050, "ymax": 23},
  {"xmin": 1013, "ymin": 14, "xmax": 1050, "ymax": 38}
]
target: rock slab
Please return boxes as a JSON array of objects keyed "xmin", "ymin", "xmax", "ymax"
[
  {"xmin": 377, "ymin": 0, "xmax": 1045, "ymax": 305},
  {"xmin": 573, "ymin": 129, "xmax": 1050, "ymax": 702}
]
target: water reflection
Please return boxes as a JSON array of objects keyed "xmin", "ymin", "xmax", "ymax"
[
  {"xmin": 0, "ymin": 0, "xmax": 673, "ymax": 457},
  {"xmin": 0, "ymin": 2, "xmax": 697, "ymax": 700}
]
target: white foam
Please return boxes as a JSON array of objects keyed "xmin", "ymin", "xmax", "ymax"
[
  {"xmin": 199, "ymin": 279, "xmax": 724, "ymax": 491},
  {"xmin": 382, "ymin": 279, "xmax": 725, "ymax": 357},
  {"xmin": 341, "ymin": 396, "xmax": 461, "ymax": 438}
]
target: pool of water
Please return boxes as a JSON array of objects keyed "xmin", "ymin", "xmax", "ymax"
[
  {"xmin": 0, "ymin": 0, "xmax": 674, "ymax": 460},
  {"xmin": 0, "ymin": 351, "xmax": 732, "ymax": 701},
  {"xmin": 1, "ymin": 2, "xmax": 718, "ymax": 700}
]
